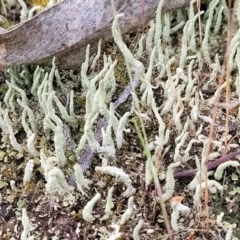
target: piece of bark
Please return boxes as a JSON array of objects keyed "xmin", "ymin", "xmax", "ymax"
[
  {"xmin": 0, "ymin": 0, "xmax": 191, "ymax": 69},
  {"xmin": 68, "ymin": 76, "xmax": 139, "ymax": 186}
]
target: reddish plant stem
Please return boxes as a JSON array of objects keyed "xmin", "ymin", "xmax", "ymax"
[{"xmin": 174, "ymin": 151, "xmax": 240, "ymax": 179}]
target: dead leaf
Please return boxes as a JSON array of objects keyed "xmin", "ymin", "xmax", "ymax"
[
  {"xmin": 171, "ymin": 196, "xmax": 184, "ymax": 203},
  {"xmin": 0, "ymin": 0, "xmax": 191, "ymax": 69}
]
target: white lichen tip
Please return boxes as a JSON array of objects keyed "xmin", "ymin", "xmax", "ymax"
[
  {"xmin": 225, "ymin": 224, "xmax": 234, "ymax": 240},
  {"xmin": 82, "ymin": 192, "xmax": 101, "ymax": 223},
  {"xmin": 23, "ymin": 159, "xmax": 34, "ymax": 185},
  {"xmin": 171, "ymin": 201, "xmax": 190, "ymax": 231},
  {"xmin": 10, "ymin": 180, "xmax": 16, "ymax": 191},
  {"xmin": 217, "ymin": 212, "xmax": 224, "ymax": 227},
  {"xmin": 107, "ymin": 232, "xmax": 123, "ymax": 240},
  {"xmin": 101, "ymin": 186, "xmax": 114, "ymax": 221},
  {"xmin": 44, "ymin": 113, "xmax": 67, "ymax": 166},
  {"xmin": 41, "ymin": 157, "xmax": 71, "ymax": 195},
  {"xmin": 116, "ymin": 111, "xmax": 131, "ymax": 149},
  {"xmin": 154, "ymin": 0, "xmax": 165, "ymax": 45},
  {"xmin": 95, "ymin": 166, "xmax": 136, "ymax": 197},
  {"xmin": 74, "ymin": 163, "xmax": 90, "ymax": 195},
  {"xmin": 45, "ymin": 167, "xmax": 71, "ymax": 195},
  {"xmin": 120, "ymin": 196, "xmax": 134, "ymax": 224},
  {"xmin": 132, "ymin": 219, "xmax": 144, "ymax": 240},
  {"xmin": 4, "ymin": 111, "xmax": 22, "ymax": 152},
  {"xmin": 18, "ymin": 99, "xmax": 37, "ymax": 133},
  {"xmin": 112, "ymin": 13, "xmax": 145, "ymax": 75},
  {"xmin": 27, "ymin": 130, "xmax": 39, "ymax": 157},
  {"xmin": 21, "ymin": 208, "xmax": 32, "ymax": 240},
  {"xmin": 214, "ymin": 161, "xmax": 240, "ymax": 180},
  {"xmin": 162, "ymin": 162, "xmax": 181, "ymax": 202}
]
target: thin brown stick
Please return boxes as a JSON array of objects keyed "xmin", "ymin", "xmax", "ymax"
[
  {"xmin": 174, "ymin": 151, "xmax": 240, "ymax": 179},
  {"xmin": 224, "ymin": 0, "xmax": 233, "ymax": 153}
]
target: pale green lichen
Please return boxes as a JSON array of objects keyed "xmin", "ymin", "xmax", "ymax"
[
  {"xmin": 21, "ymin": 208, "xmax": 33, "ymax": 240},
  {"xmin": 101, "ymin": 186, "xmax": 114, "ymax": 221},
  {"xmin": 162, "ymin": 162, "xmax": 181, "ymax": 201},
  {"xmin": 132, "ymin": 219, "xmax": 144, "ymax": 240},
  {"xmin": 170, "ymin": 201, "xmax": 190, "ymax": 231},
  {"xmin": 23, "ymin": 159, "xmax": 34, "ymax": 185},
  {"xmin": 120, "ymin": 196, "xmax": 134, "ymax": 224},
  {"xmin": 95, "ymin": 166, "xmax": 136, "ymax": 197},
  {"xmin": 214, "ymin": 161, "xmax": 240, "ymax": 180},
  {"xmin": 0, "ymin": 0, "xmax": 240, "ymax": 238},
  {"xmin": 82, "ymin": 192, "xmax": 101, "ymax": 223}
]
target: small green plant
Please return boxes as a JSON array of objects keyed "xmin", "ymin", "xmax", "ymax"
[{"xmin": 133, "ymin": 117, "xmax": 174, "ymax": 240}]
